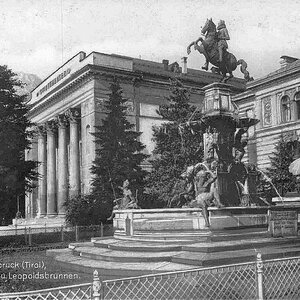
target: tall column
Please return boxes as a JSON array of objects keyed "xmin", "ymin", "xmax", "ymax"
[
  {"xmin": 46, "ymin": 120, "xmax": 57, "ymax": 216},
  {"xmin": 67, "ymin": 108, "xmax": 81, "ymax": 197},
  {"xmin": 30, "ymin": 134, "xmax": 39, "ymax": 217},
  {"xmin": 57, "ymin": 114, "xmax": 69, "ymax": 215},
  {"xmin": 37, "ymin": 125, "xmax": 47, "ymax": 217},
  {"xmin": 24, "ymin": 147, "xmax": 32, "ymax": 218}
]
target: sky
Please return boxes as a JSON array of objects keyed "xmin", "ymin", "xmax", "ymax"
[{"xmin": 0, "ymin": 0, "xmax": 300, "ymax": 81}]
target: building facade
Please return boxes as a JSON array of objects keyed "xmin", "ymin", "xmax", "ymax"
[
  {"xmin": 233, "ymin": 56, "xmax": 300, "ymax": 171},
  {"xmin": 25, "ymin": 51, "xmax": 245, "ymax": 220}
]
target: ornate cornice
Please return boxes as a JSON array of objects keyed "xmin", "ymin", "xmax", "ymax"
[{"xmin": 28, "ymin": 69, "xmax": 93, "ymax": 118}]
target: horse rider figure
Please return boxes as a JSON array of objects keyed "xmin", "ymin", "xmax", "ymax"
[
  {"xmin": 187, "ymin": 18, "xmax": 253, "ymax": 82},
  {"xmin": 217, "ymin": 20, "xmax": 230, "ymax": 63}
]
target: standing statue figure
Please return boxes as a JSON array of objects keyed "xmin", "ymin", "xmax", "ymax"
[
  {"xmin": 187, "ymin": 18, "xmax": 253, "ymax": 82},
  {"xmin": 228, "ymin": 128, "xmax": 250, "ymax": 206},
  {"xmin": 233, "ymin": 126, "xmax": 249, "ymax": 162},
  {"xmin": 186, "ymin": 159, "xmax": 224, "ymax": 227}
]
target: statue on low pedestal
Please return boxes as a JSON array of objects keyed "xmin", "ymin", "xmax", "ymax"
[{"xmin": 107, "ymin": 179, "xmax": 139, "ymax": 220}]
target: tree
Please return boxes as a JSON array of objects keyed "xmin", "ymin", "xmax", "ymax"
[
  {"xmin": 64, "ymin": 194, "xmax": 98, "ymax": 226},
  {"xmin": 89, "ymin": 78, "xmax": 148, "ymax": 221},
  {"xmin": 146, "ymin": 79, "xmax": 203, "ymax": 207},
  {"xmin": 0, "ymin": 65, "xmax": 37, "ymax": 221},
  {"xmin": 267, "ymin": 134, "xmax": 296, "ymax": 196}
]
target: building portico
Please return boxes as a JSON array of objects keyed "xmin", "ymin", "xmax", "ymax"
[{"xmin": 32, "ymin": 108, "xmax": 82, "ymax": 218}]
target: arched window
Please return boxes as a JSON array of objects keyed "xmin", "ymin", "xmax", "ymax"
[
  {"xmin": 294, "ymin": 92, "xmax": 300, "ymax": 120},
  {"xmin": 281, "ymin": 95, "xmax": 292, "ymax": 123}
]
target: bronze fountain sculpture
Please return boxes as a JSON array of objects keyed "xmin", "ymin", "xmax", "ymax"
[{"xmin": 187, "ymin": 18, "xmax": 253, "ymax": 83}]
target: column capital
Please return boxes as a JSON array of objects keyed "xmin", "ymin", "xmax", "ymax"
[
  {"xmin": 66, "ymin": 108, "xmax": 81, "ymax": 124},
  {"xmin": 57, "ymin": 114, "xmax": 69, "ymax": 128},
  {"xmin": 45, "ymin": 119, "xmax": 58, "ymax": 134},
  {"xmin": 36, "ymin": 124, "xmax": 47, "ymax": 137}
]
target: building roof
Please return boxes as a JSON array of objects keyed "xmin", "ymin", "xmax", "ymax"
[
  {"xmin": 246, "ymin": 56, "xmax": 300, "ymax": 90},
  {"xmin": 29, "ymin": 51, "xmax": 246, "ymax": 106}
]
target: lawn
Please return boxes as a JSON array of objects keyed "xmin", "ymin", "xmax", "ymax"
[{"xmin": 0, "ymin": 248, "xmax": 93, "ymax": 293}]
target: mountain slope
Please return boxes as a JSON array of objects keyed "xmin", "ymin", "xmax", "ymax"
[{"xmin": 15, "ymin": 71, "xmax": 42, "ymax": 96}]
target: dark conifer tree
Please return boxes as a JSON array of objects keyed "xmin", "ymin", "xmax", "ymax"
[
  {"xmin": 267, "ymin": 134, "xmax": 296, "ymax": 196},
  {"xmin": 0, "ymin": 66, "xmax": 37, "ymax": 221},
  {"xmin": 146, "ymin": 79, "xmax": 203, "ymax": 207},
  {"xmin": 90, "ymin": 78, "xmax": 148, "ymax": 219}
]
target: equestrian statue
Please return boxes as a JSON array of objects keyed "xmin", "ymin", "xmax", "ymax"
[{"xmin": 187, "ymin": 18, "xmax": 253, "ymax": 83}]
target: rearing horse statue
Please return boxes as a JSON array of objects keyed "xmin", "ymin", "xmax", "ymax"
[{"xmin": 187, "ymin": 18, "xmax": 253, "ymax": 83}]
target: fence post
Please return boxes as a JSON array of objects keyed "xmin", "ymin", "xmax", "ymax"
[
  {"xmin": 45, "ymin": 223, "xmax": 46, "ymax": 233},
  {"xmin": 100, "ymin": 222, "xmax": 104, "ymax": 237},
  {"xmin": 28, "ymin": 227, "xmax": 32, "ymax": 246},
  {"xmin": 256, "ymin": 252, "xmax": 264, "ymax": 300},
  {"xmin": 75, "ymin": 225, "xmax": 79, "ymax": 241},
  {"xmin": 61, "ymin": 225, "xmax": 64, "ymax": 242},
  {"xmin": 92, "ymin": 270, "xmax": 102, "ymax": 300}
]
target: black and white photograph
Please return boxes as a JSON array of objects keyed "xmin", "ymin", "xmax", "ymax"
[{"xmin": 1, "ymin": 0, "xmax": 300, "ymax": 299}]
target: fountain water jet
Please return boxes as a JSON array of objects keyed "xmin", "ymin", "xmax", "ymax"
[{"xmin": 256, "ymin": 168, "xmax": 284, "ymax": 204}]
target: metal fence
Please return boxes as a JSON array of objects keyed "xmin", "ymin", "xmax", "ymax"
[
  {"xmin": 2, "ymin": 254, "xmax": 300, "ymax": 300},
  {"xmin": 0, "ymin": 224, "xmax": 113, "ymax": 249},
  {"xmin": 99, "ymin": 261, "xmax": 258, "ymax": 300},
  {"xmin": 263, "ymin": 256, "xmax": 300, "ymax": 299},
  {"xmin": 0, "ymin": 282, "xmax": 92, "ymax": 300}
]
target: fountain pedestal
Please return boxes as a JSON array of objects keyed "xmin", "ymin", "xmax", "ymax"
[
  {"xmin": 114, "ymin": 206, "xmax": 300, "ymax": 237},
  {"xmin": 113, "ymin": 207, "xmax": 271, "ymax": 237},
  {"xmin": 190, "ymin": 82, "xmax": 261, "ymax": 207}
]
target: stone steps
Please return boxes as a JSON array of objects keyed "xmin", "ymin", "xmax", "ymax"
[
  {"xmin": 46, "ymin": 248, "xmax": 194, "ymax": 279},
  {"xmin": 183, "ymin": 236, "xmax": 300, "ymax": 253},
  {"xmin": 47, "ymin": 220, "xmax": 300, "ymax": 279},
  {"xmin": 112, "ymin": 228, "xmax": 270, "ymax": 243},
  {"xmin": 112, "ymin": 234, "xmax": 201, "ymax": 243},
  {"xmin": 120, "ymin": 229, "xmax": 210, "ymax": 235},
  {"xmin": 173, "ymin": 244, "xmax": 300, "ymax": 267},
  {"xmin": 91, "ymin": 235, "xmax": 300, "ymax": 257},
  {"xmin": 73, "ymin": 246, "xmax": 181, "ymax": 262},
  {"xmin": 48, "ymin": 235, "xmax": 300, "ymax": 278},
  {"xmin": 91, "ymin": 238, "xmax": 183, "ymax": 252},
  {"xmin": 209, "ymin": 229, "xmax": 270, "ymax": 242}
]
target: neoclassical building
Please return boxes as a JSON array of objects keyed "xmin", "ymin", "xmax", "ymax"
[
  {"xmin": 25, "ymin": 51, "xmax": 300, "ymax": 221},
  {"xmin": 233, "ymin": 55, "xmax": 300, "ymax": 170},
  {"xmin": 25, "ymin": 51, "xmax": 245, "ymax": 220}
]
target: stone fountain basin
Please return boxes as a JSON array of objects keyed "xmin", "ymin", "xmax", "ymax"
[{"xmin": 113, "ymin": 207, "xmax": 271, "ymax": 236}]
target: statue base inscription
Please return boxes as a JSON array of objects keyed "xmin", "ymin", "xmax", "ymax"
[{"xmin": 269, "ymin": 209, "xmax": 298, "ymax": 237}]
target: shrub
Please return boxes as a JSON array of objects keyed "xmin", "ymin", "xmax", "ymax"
[{"xmin": 64, "ymin": 194, "xmax": 110, "ymax": 226}]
